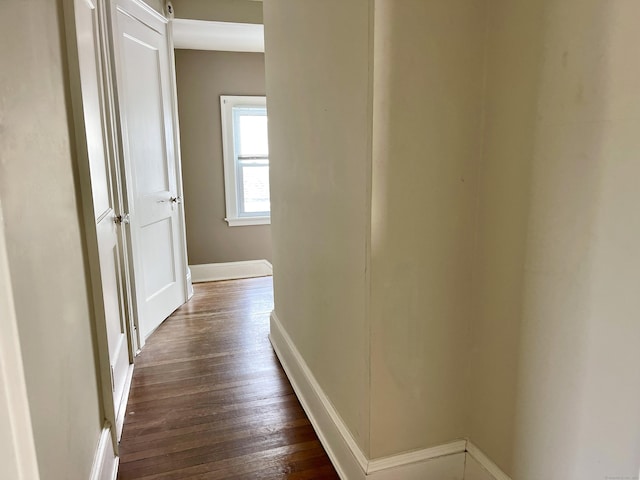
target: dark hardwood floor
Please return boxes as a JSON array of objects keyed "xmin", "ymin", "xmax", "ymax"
[{"xmin": 117, "ymin": 277, "xmax": 339, "ymax": 480}]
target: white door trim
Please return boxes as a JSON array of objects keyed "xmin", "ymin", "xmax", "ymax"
[
  {"xmin": 166, "ymin": 11, "xmax": 192, "ymax": 305},
  {"xmin": 0, "ymin": 199, "xmax": 40, "ymax": 480}
]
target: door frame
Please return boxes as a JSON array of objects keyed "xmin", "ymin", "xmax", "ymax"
[{"xmin": 105, "ymin": 0, "xmax": 190, "ymax": 350}]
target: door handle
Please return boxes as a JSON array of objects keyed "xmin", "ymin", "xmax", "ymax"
[
  {"xmin": 157, "ymin": 196, "xmax": 182, "ymax": 204},
  {"xmin": 115, "ymin": 213, "xmax": 130, "ymax": 225}
]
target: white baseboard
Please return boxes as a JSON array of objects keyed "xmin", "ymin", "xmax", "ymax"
[
  {"xmin": 370, "ymin": 452, "xmax": 466, "ymax": 480},
  {"xmin": 269, "ymin": 311, "xmax": 366, "ymax": 480},
  {"xmin": 90, "ymin": 424, "xmax": 118, "ymax": 480},
  {"xmin": 269, "ymin": 311, "xmax": 467, "ymax": 480},
  {"xmin": 465, "ymin": 443, "xmax": 511, "ymax": 480},
  {"xmin": 369, "ymin": 440, "xmax": 467, "ymax": 474},
  {"xmin": 186, "ymin": 267, "xmax": 194, "ymax": 299},
  {"xmin": 190, "ymin": 260, "xmax": 272, "ymax": 283}
]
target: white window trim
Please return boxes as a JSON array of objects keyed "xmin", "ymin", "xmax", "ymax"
[
  {"xmin": 226, "ymin": 216, "xmax": 270, "ymax": 227},
  {"xmin": 220, "ymin": 95, "xmax": 270, "ymax": 227}
]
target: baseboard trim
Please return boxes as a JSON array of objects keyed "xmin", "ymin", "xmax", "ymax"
[
  {"xmin": 368, "ymin": 440, "xmax": 467, "ymax": 473},
  {"xmin": 369, "ymin": 452, "xmax": 465, "ymax": 480},
  {"xmin": 269, "ymin": 311, "xmax": 366, "ymax": 480},
  {"xmin": 269, "ymin": 311, "xmax": 467, "ymax": 480},
  {"xmin": 90, "ymin": 424, "xmax": 118, "ymax": 480},
  {"xmin": 190, "ymin": 260, "xmax": 272, "ymax": 283},
  {"xmin": 465, "ymin": 443, "xmax": 511, "ymax": 480}
]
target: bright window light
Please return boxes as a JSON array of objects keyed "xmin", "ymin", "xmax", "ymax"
[{"xmin": 220, "ymin": 96, "xmax": 270, "ymax": 226}]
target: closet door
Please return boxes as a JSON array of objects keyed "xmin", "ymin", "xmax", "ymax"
[
  {"xmin": 65, "ymin": 0, "xmax": 133, "ymax": 443},
  {"xmin": 110, "ymin": 0, "xmax": 187, "ymax": 341}
]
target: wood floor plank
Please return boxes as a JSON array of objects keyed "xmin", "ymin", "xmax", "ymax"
[{"xmin": 117, "ymin": 277, "xmax": 338, "ymax": 479}]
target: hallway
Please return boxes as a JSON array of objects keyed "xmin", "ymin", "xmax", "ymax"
[{"xmin": 117, "ymin": 277, "xmax": 338, "ymax": 479}]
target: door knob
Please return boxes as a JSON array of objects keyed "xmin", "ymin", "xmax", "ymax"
[
  {"xmin": 115, "ymin": 213, "xmax": 130, "ymax": 224},
  {"xmin": 157, "ymin": 196, "xmax": 182, "ymax": 204}
]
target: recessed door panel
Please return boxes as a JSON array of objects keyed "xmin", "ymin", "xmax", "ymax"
[
  {"xmin": 141, "ymin": 218, "xmax": 176, "ymax": 299},
  {"xmin": 121, "ymin": 34, "xmax": 169, "ymax": 195}
]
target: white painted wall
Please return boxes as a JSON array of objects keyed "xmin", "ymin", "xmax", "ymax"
[
  {"xmin": 468, "ymin": 1, "xmax": 546, "ymax": 473},
  {"xmin": 264, "ymin": 0, "xmax": 485, "ymax": 463},
  {"xmin": 265, "ymin": 0, "xmax": 640, "ymax": 477},
  {"xmin": 0, "ymin": 1, "xmax": 103, "ymax": 478},
  {"xmin": 263, "ymin": 0, "xmax": 373, "ymax": 456},
  {"xmin": 369, "ymin": 0, "xmax": 486, "ymax": 458},
  {"xmin": 0, "ymin": 198, "xmax": 40, "ymax": 480},
  {"xmin": 470, "ymin": 1, "xmax": 640, "ymax": 478}
]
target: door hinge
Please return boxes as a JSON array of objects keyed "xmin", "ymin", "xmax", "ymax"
[{"xmin": 110, "ymin": 365, "xmax": 115, "ymax": 392}]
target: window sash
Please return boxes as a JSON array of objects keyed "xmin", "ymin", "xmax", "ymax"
[{"xmin": 236, "ymin": 157, "xmax": 270, "ymax": 217}]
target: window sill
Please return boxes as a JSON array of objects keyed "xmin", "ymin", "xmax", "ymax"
[{"xmin": 225, "ymin": 217, "xmax": 271, "ymax": 227}]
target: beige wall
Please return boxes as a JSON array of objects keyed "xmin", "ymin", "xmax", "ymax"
[
  {"xmin": 265, "ymin": 0, "xmax": 640, "ymax": 475},
  {"xmin": 369, "ymin": 0, "xmax": 486, "ymax": 458},
  {"xmin": 0, "ymin": 197, "xmax": 40, "ymax": 480},
  {"xmin": 470, "ymin": 0, "xmax": 640, "ymax": 478},
  {"xmin": 144, "ymin": 0, "xmax": 164, "ymax": 14},
  {"xmin": 468, "ymin": 0, "xmax": 544, "ymax": 473},
  {"xmin": 263, "ymin": 0, "xmax": 373, "ymax": 455},
  {"xmin": 0, "ymin": 1, "xmax": 102, "ymax": 479},
  {"xmin": 175, "ymin": 50, "xmax": 271, "ymax": 264},
  {"xmin": 172, "ymin": 0, "xmax": 263, "ymax": 23}
]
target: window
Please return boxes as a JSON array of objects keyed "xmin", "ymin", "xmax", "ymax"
[{"xmin": 220, "ymin": 95, "xmax": 270, "ymax": 226}]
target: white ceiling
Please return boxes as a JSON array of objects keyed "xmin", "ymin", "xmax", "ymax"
[{"xmin": 172, "ymin": 19, "xmax": 264, "ymax": 52}]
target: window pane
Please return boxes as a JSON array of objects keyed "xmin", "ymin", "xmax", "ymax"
[
  {"xmin": 234, "ymin": 107, "xmax": 268, "ymax": 156},
  {"xmin": 240, "ymin": 163, "xmax": 270, "ymax": 214}
]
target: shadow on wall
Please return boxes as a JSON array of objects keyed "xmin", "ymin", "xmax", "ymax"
[
  {"xmin": 370, "ymin": 0, "xmax": 486, "ymax": 458},
  {"xmin": 370, "ymin": 0, "xmax": 640, "ymax": 477},
  {"xmin": 471, "ymin": 1, "xmax": 640, "ymax": 479}
]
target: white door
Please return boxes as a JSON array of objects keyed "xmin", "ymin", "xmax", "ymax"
[
  {"xmin": 110, "ymin": 0, "xmax": 186, "ymax": 341},
  {"xmin": 66, "ymin": 0, "xmax": 132, "ymax": 440}
]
